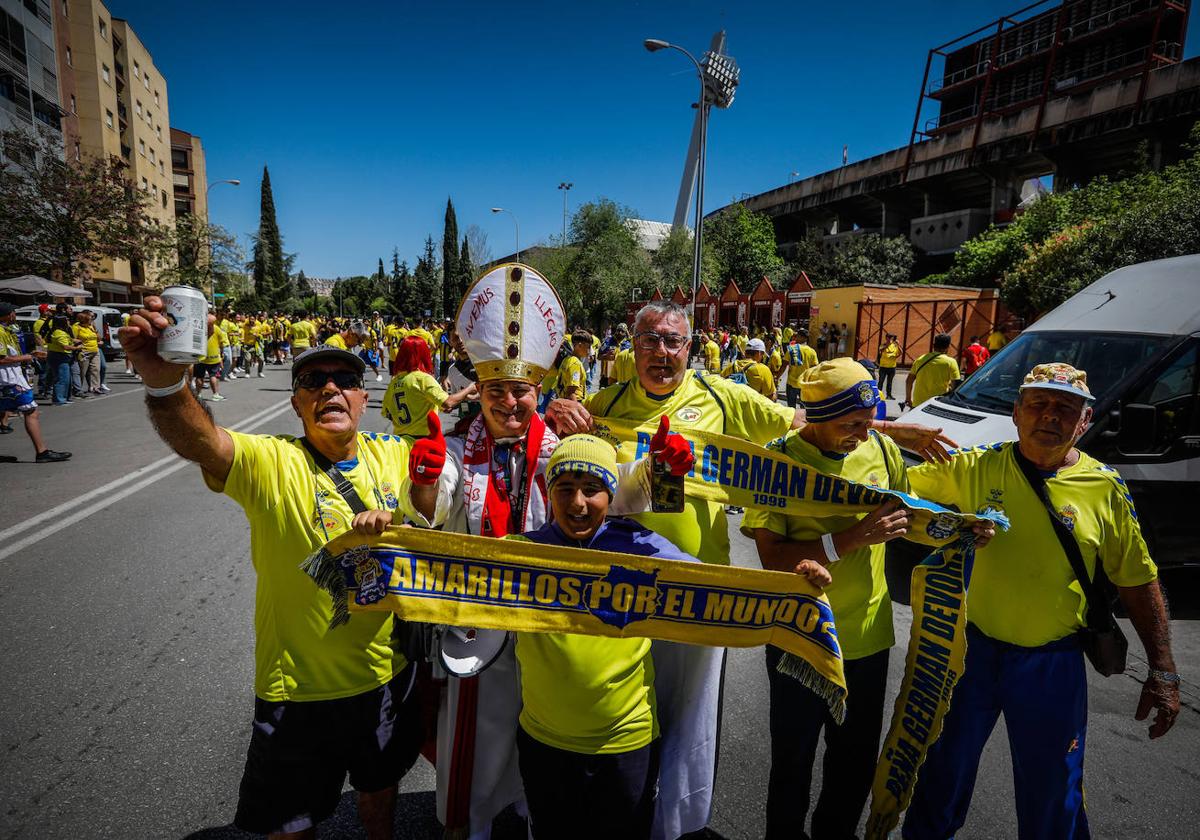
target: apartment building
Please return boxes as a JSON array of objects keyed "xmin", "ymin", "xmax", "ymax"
[
  {"xmin": 0, "ymin": 0, "xmax": 63, "ymax": 150},
  {"xmin": 169, "ymin": 126, "xmax": 206, "ymax": 223},
  {"xmin": 56, "ymin": 0, "xmax": 174, "ymax": 300}
]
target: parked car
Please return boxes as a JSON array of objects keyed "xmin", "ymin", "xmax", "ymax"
[
  {"xmin": 14, "ymin": 304, "xmax": 124, "ymax": 360},
  {"xmin": 896, "ymin": 254, "xmax": 1200, "ymax": 570}
]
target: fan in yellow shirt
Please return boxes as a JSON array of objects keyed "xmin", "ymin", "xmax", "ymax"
[
  {"xmin": 558, "ymin": 331, "xmax": 592, "ymax": 401},
  {"xmin": 289, "ymin": 315, "xmax": 316, "ymax": 356},
  {"xmin": 701, "ymin": 333, "xmax": 721, "ymax": 373},
  {"xmin": 381, "ymin": 337, "xmax": 476, "ymax": 443},
  {"xmin": 906, "ymin": 332, "xmax": 961, "ymax": 409},
  {"xmin": 720, "ymin": 338, "xmax": 777, "ymax": 400}
]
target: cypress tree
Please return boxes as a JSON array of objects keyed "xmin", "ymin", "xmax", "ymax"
[
  {"xmin": 441, "ymin": 198, "xmax": 459, "ymax": 317},
  {"xmin": 253, "ymin": 166, "xmax": 287, "ymax": 304},
  {"xmin": 459, "ymin": 235, "xmax": 473, "ymax": 297}
]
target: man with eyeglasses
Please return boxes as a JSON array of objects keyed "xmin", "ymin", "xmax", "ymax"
[{"xmin": 120, "ymin": 299, "xmax": 437, "ymax": 840}]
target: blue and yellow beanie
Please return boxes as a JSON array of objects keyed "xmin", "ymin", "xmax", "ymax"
[
  {"xmin": 800, "ymin": 359, "xmax": 881, "ymax": 422},
  {"xmin": 546, "ymin": 434, "xmax": 619, "ymax": 496}
]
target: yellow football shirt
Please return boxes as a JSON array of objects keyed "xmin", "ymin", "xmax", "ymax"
[
  {"xmin": 986, "ymin": 330, "xmax": 1008, "ymax": 352},
  {"xmin": 324, "ymin": 333, "xmax": 348, "ymax": 350},
  {"xmin": 72, "ymin": 324, "xmax": 99, "ymax": 354},
  {"xmin": 703, "ymin": 340, "xmax": 721, "ymax": 372},
  {"xmin": 200, "ymin": 327, "xmax": 226, "ymax": 365},
  {"xmin": 613, "ymin": 348, "xmax": 636, "ymax": 383},
  {"xmin": 221, "ymin": 318, "xmax": 241, "ymax": 347},
  {"xmin": 879, "ymin": 342, "xmax": 900, "ymax": 369},
  {"xmin": 381, "ymin": 370, "xmax": 449, "ymax": 441},
  {"xmin": 584, "ymin": 370, "xmax": 794, "ymax": 565},
  {"xmin": 785, "ymin": 343, "xmax": 819, "ymax": 388},
  {"xmin": 910, "ymin": 352, "xmax": 961, "ymax": 406},
  {"xmin": 559, "ymin": 354, "xmax": 587, "ymax": 399},
  {"xmin": 204, "ymin": 430, "xmax": 416, "ymax": 701},
  {"xmin": 289, "ymin": 319, "xmax": 314, "ymax": 349},
  {"xmin": 509, "ymin": 539, "xmax": 655, "ymax": 754},
  {"xmin": 47, "ymin": 329, "xmax": 73, "ymax": 353},
  {"xmin": 742, "ymin": 430, "xmax": 904, "ymax": 660},
  {"xmin": 721, "ymin": 359, "xmax": 776, "ymax": 399},
  {"xmin": 907, "ymin": 442, "xmax": 1156, "ymax": 647}
]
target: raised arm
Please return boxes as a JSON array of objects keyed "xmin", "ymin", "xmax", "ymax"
[{"xmin": 118, "ymin": 296, "xmax": 234, "ymax": 481}]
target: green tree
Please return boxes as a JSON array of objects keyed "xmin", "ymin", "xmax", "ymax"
[
  {"xmin": 702, "ymin": 202, "xmax": 783, "ymax": 286},
  {"xmin": 556, "ymin": 199, "xmax": 652, "ymax": 329},
  {"xmin": 457, "ymin": 235, "xmax": 473, "ymax": 311},
  {"xmin": 822, "ymin": 233, "xmax": 915, "ymax": 287},
  {"xmin": 412, "ymin": 236, "xmax": 441, "ymax": 319},
  {"xmin": 651, "ymin": 225, "xmax": 700, "ymax": 292},
  {"xmin": 150, "ymin": 214, "xmax": 243, "ymax": 294},
  {"xmin": 0, "ymin": 128, "xmax": 159, "ymax": 284},
  {"xmin": 251, "ymin": 166, "xmax": 289, "ymax": 304},
  {"xmin": 442, "ymin": 198, "xmax": 459, "ymax": 318}
]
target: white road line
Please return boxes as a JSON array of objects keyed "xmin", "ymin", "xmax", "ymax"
[{"xmin": 0, "ymin": 398, "xmax": 297, "ymax": 561}]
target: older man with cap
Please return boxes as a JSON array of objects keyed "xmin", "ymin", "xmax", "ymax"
[
  {"xmin": 721, "ymin": 337, "xmax": 777, "ymax": 399},
  {"xmin": 741, "ymin": 359, "xmax": 993, "ymax": 840},
  {"xmin": 901, "ymin": 363, "xmax": 1179, "ymax": 840},
  {"xmin": 119, "ymin": 302, "xmax": 436, "ymax": 839},
  {"xmin": 902, "ymin": 362, "xmax": 1180, "ymax": 840}
]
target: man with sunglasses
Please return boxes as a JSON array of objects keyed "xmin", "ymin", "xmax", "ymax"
[{"xmin": 120, "ymin": 298, "xmax": 438, "ymax": 840}]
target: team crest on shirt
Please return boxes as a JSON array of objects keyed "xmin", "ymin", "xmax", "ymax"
[
  {"xmin": 676, "ymin": 407, "xmax": 702, "ymax": 423},
  {"xmin": 379, "ymin": 482, "xmax": 399, "ymax": 510},
  {"xmin": 866, "ymin": 472, "xmax": 882, "ymax": 488},
  {"xmin": 1057, "ymin": 504, "xmax": 1078, "ymax": 532}
]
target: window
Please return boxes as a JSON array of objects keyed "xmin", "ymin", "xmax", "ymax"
[
  {"xmin": 154, "ymin": 90, "xmax": 159, "ymax": 105},
  {"xmin": 135, "ymin": 99, "xmax": 141, "ymax": 116},
  {"xmin": 65, "ymin": 46, "xmax": 71, "ymax": 66},
  {"xmin": 161, "ymin": 192, "xmax": 168, "ymax": 210},
  {"xmin": 158, "ymin": 160, "xmax": 164, "ymax": 175},
  {"xmin": 69, "ymin": 94, "xmax": 75, "ymax": 113},
  {"xmin": 133, "ymin": 61, "xmax": 139, "ymax": 77},
  {"xmin": 73, "ymin": 141, "xmax": 80, "ymax": 161},
  {"xmin": 101, "ymin": 63, "xmax": 110, "ymax": 84},
  {"xmin": 1129, "ymin": 343, "xmax": 1199, "ymax": 453},
  {"xmin": 143, "ymin": 73, "xmax": 149, "ymax": 90},
  {"xmin": 149, "ymin": 148, "xmax": 155, "ymax": 164},
  {"xmin": 98, "ymin": 17, "xmax": 106, "ymax": 39},
  {"xmin": 104, "ymin": 109, "xmax": 113, "ymax": 128},
  {"xmin": 140, "ymin": 176, "xmax": 147, "ymax": 190},
  {"xmin": 155, "ymin": 125, "xmax": 161, "ymax": 140},
  {"xmin": 138, "ymin": 138, "xmax": 145, "ymax": 156}
]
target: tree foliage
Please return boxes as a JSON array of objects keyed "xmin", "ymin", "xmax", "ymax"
[
  {"xmin": 151, "ymin": 213, "xmax": 243, "ymax": 293},
  {"xmin": 651, "ymin": 225, "xmax": 700, "ymax": 293},
  {"xmin": 0, "ymin": 128, "xmax": 159, "ymax": 283},
  {"xmin": 550, "ymin": 199, "xmax": 652, "ymax": 329},
  {"xmin": 702, "ymin": 202, "xmax": 783, "ymax": 287},
  {"xmin": 413, "ymin": 236, "xmax": 441, "ymax": 319},
  {"xmin": 251, "ymin": 166, "xmax": 290, "ymax": 305},
  {"xmin": 442, "ymin": 198, "xmax": 459, "ymax": 318}
]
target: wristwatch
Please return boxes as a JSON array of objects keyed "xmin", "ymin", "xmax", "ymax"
[{"xmin": 1148, "ymin": 669, "xmax": 1181, "ymax": 684}]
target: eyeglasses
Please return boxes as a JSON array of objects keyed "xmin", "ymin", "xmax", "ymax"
[
  {"xmin": 293, "ymin": 369, "xmax": 364, "ymax": 391},
  {"xmin": 634, "ymin": 331, "xmax": 690, "ymax": 353}
]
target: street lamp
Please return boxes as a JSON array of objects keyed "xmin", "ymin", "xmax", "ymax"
[
  {"xmin": 205, "ymin": 179, "xmax": 241, "ymax": 305},
  {"xmin": 491, "ymin": 207, "xmax": 520, "ymax": 263},
  {"xmin": 644, "ymin": 36, "xmax": 739, "ymax": 328},
  {"xmin": 557, "ymin": 182, "xmax": 573, "ymax": 247}
]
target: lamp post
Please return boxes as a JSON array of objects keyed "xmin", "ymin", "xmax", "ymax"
[
  {"xmin": 491, "ymin": 207, "xmax": 520, "ymax": 263},
  {"xmin": 557, "ymin": 182, "xmax": 573, "ymax": 247},
  {"xmin": 644, "ymin": 37, "xmax": 738, "ymax": 329},
  {"xmin": 205, "ymin": 178, "xmax": 241, "ymax": 305}
]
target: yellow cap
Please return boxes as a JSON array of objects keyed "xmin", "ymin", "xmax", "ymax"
[
  {"xmin": 799, "ymin": 358, "xmax": 881, "ymax": 422},
  {"xmin": 546, "ymin": 434, "xmax": 619, "ymax": 496}
]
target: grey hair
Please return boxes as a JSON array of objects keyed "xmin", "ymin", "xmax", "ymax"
[{"xmin": 634, "ymin": 301, "xmax": 691, "ymax": 336}]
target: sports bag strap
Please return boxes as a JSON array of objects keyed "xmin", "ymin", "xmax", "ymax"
[
  {"xmin": 300, "ymin": 437, "xmax": 370, "ymax": 515},
  {"xmin": 1012, "ymin": 446, "xmax": 1114, "ymax": 631},
  {"xmin": 692, "ymin": 371, "xmax": 729, "ymax": 434}
]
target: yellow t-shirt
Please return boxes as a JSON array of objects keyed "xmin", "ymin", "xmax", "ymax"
[
  {"xmin": 910, "ymin": 352, "xmax": 961, "ymax": 406},
  {"xmin": 742, "ymin": 430, "xmax": 905, "ymax": 660},
  {"xmin": 48, "ymin": 328, "xmax": 74, "ymax": 354},
  {"xmin": 72, "ymin": 324, "xmax": 99, "ymax": 354},
  {"xmin": 767, "ymin": 349, "xmax": 783, "ymax": 380},
  {"xmin": 703, "ymin": 340, "xmax": 721, "ymax": 373},
  {"xmin": 242, "ymin": 322, "xmax": 261, "ymax": 346},
  {"xmin": 509, "ymin": 541, "xmax": 655, "ymax": 754},
  {"xmin": 613, "ymin": 347, "xmax": 636, "ymax": 383},
  {"xmin": 785, "ymin": 342, "xmax": 819, "ymax": 388},
  {"xmin": 324, "ymin": 333, "xmax": 348, "ymax": 350},
  {"xmin": 200, "ymin": 327, "xmax": 226, "ymax": 365},
  {"xmin": 907, "ymin": 442, "xmax": 1156, "ymax": 647},
  {"xmin": 220, "ymin": 319, "xmax": 241, "ymax": 347},
  {"xmin": 734, "ymin": 334, "xmax": 749, "ymax": 354},
  {"xmin": 986, "ymin": 330, "xmax": 1008, "ymax": 352},
  {"xmin": 584, "ymin": 371, "xmax": 794, "ymax": 565},
  {"xmin": 559, "ymin": 354, "xmax": 588, "ymax": 399},
  {"xmin": 721, "ymin": 359, "xmax": 776, "ymax": 399},
  {"xmin": 289, "ymin": 319, "xmax": 315, "ymax": 348},
  {"xmin": 879, "ymin": 342, "xmax": 900, "ymax": 369},
  {"xmin": 411, "ymin": 328, "xmax": 435, "ymax": 351},
  {"xmin": 782, "ymin": 327, "xmax": 794, "ymax": 344},
  {"xmin": 204, "ymin": 430, "xmax": 416, "ymax": 701},
  {"xmin": 381, "ymin": 370, "xmax": 449, "ymax": 440},
  {"xmin": 33, "ymin": 317, "xmax": 48, "ymax": 347}
]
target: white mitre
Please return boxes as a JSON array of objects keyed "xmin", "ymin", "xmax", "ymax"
[{"xmin": 455, "ymin": 263, "xmax": 565, "ymax": 385}]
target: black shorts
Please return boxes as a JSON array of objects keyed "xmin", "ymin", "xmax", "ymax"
[
  {"xmin": 234, "ymin": 665, "xmax": 421, "ymax": 835},
  {"xmin": 193, "ymin": 363, "xmax": 222, "ymax": 380}
]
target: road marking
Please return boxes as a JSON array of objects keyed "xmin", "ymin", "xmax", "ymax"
[{"xmin": 0, "ymin": 398, "xmax": 297, "ymax": 561}]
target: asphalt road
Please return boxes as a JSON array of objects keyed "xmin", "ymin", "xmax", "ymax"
[{"xmin": 1, "ymin": 365, "xmax": 1197, "ymax": 839}]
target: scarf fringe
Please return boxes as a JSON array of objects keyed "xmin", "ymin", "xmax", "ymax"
[
  {"xmin": 300, "ymin": 545, "xmax": 351, "ymax": 628},
  {"xmin": 776, "ymin": 651, "xmax": 847, "ymax": 725}
]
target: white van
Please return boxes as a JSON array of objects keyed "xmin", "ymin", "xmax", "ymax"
[
  {"xmin": 14, "ymin": 304, "xmax": 124, "ymax": 360},
  {"xmin": 896, "ymin": 254, "xmax": 1200, "ymax": 569}
]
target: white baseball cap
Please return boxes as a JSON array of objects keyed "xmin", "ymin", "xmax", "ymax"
[{"xmin": 747, "ymin": 338, "xmax": 767, "ymax": 353}]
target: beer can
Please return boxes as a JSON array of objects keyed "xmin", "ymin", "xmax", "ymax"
[
  {"xmin": 650, "ymin": 452, "xmax": 686, "ymax": 513},
  {"xmin": 158, "ymin": 285, "xmax": 208, "ymax": 363}
]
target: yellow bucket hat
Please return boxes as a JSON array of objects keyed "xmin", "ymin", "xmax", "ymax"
[
  {"xmin": 800, "ymin": 358, "xmax": 881, "ymax": 422},
  {"xmin": 546, "ymin": 434, "xmax": 619, "ymax": 496}
]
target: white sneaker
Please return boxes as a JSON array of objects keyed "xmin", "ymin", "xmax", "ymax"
[
  {"xmin": 209, "ymin": 394, "xmax": 226, "ymax": 401},
  {"xmin": 99, "ymin": 385, "xmax": 111, "ymax": 393}
]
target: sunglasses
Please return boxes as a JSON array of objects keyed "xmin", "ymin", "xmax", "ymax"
[{"xmin": 293, "ymin": 369, "xmax": 364, "ymax": 391}]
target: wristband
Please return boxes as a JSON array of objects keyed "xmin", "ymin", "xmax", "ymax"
[
  {"xmin": 820, "ymin": 532, "xmax": 840, "ymax": 565},
  {"xmin": 1148, "ymin": 670, "xmax": 1181, "ymax": 684},
  {"xmin": 145, "ymin": 376, "xmax": 189, "ymax": 398}
]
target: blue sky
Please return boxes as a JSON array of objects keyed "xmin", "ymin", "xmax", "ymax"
[{"xmin": 111, "ymin": 0, "xmax": 1200, "ymax": 278}]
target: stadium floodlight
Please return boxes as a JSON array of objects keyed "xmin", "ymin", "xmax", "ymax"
[{"xmin": 703, "ymin": 51, "xmax": 739, "ymax": 109}]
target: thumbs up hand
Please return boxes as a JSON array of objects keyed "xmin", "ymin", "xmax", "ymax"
[
  {"xmin": 649, "ymin": 415, "xmax": 694, "ymax": 477},
  {"xmin": 409, "ymin": 412, "xmax": 446, "ymax": 485}
]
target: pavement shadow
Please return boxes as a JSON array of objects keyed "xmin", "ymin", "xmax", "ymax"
[{"xmin": 179, "ymin": 791, "xmax": 532, "ymax": 839}]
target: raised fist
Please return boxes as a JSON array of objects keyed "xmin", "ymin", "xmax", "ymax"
[
  {"xmin": 409, "ymin": 412, "xmax": 446, "ymax": 485},
  {"xmin": 649, "ymin": 414, "xmax": 694, "ymax": 477}
]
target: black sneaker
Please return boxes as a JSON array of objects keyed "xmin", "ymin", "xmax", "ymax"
[
  {"xmin": 35, "ymin": 449, "xmax": 72, "ymax": 463},
  {"xmin": 0, "ymin": 423, "xmax": 13, "ymax": 434}
]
